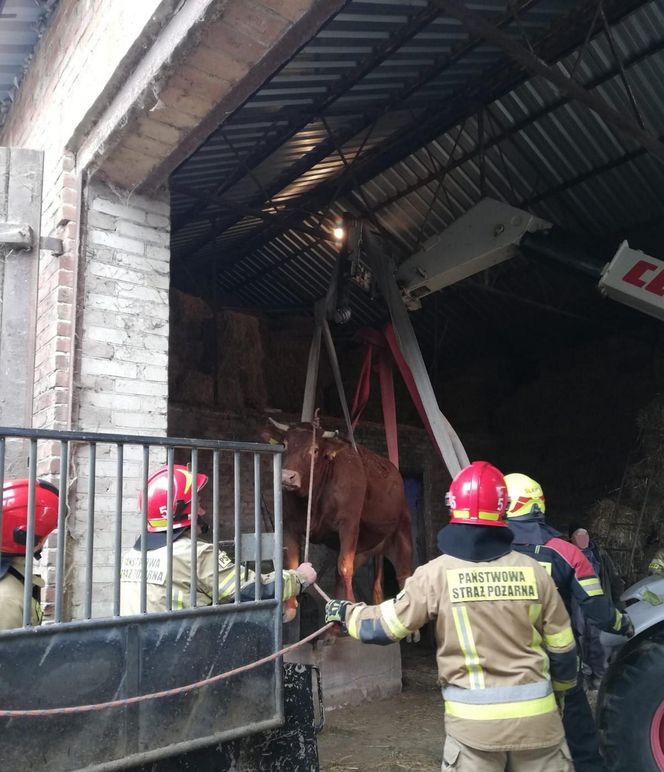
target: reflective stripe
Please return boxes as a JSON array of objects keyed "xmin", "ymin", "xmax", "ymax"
[
  {"xmin": 452, "ymin": 606, "xmax": 485, "ymax": 689},
  {"xmin": 552, "ymin": 678, "xmax": 577, "ymax": 691},
  {"xmin": 218, "ymin": 572, "xmax": 237, "ymax": 599},
  {"xmin": 379, "ymin": 599, "xmax": 412, "ymax": 640},
  {"xmin": 612, "ymin": 609, "xmax": 622, "ymax": 632},
  {"xmin": 282, "ymin": 572, "xmax": 295, "ymax": 600},
  {"xmin": 445, "ymin": 693, "xmax": 557, "ymax": 720},
  {"xmin": 579, "ymin": 578, "xmax": 604, "ymax": 595},
  {"xmin": 173, "ymin": 589, "xmax": 186, "ymax": 609},
  {"xmin": 544, "ymin": 625, "xmax": 574, "ymax": 650},
  {"xmin": 451, "ymin": 510, "xmax": 500, "ymax": 522},
  {"xmin": 443, "ymin": 680, "xmax": 552, "ymax": 704}
]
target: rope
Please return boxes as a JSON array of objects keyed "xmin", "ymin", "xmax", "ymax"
[
  {"xmin": 303, "ymin": 409, "xmax": 319, "ymax": 564},
  {"xmin": 0, "ymin": 621, "xmax": 336, "ymax": 718}
]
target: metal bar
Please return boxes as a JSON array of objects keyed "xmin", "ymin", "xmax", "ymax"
[
  {"xmin": 234, "ymin": 452, "xmax": 241, "ymax": 604},
  {"xmin": 599, "ymin": 0, "xmax": 646, "ymax": 130},
  {"xmin": 140, "ymin": 446, "xmax": 149, "ymax": 615},
  {"xmin": 84, "ymin": 443, "xmax": 96, "ymax": 620},
  {"xmin": 273, "ymin": 452, "xmax": 284, "ymax": 698},
  {"xmin": 212, "ymin": 450, "xmax": 220, "ymax": 605},
  {"xmin": 254, "ymin": 453, "xmax": 262, "ymax": 601},
  {"xmin": 165, "ymin": 448, "xmax": 174, "ymax": 612},
  {"xmin": 22, "ymin": 439, "xmax": 37, "ymax": 627},
  {"xmin": 113, "ymin": 444, "xmax": 124, "ymax": 616},
  {"xmin": 0, "ymin": 426, "xmax": 282, "ymax": 454},
  {"xmin": 322, "ymin": 319, "xmax": 357, "ymax": 450},
  {"xmin": 189, "ymin": 448, "xmax": 198, "ymax": 608},
  {"xmin": 435, "ymin": 0, "xmax": 664, "ymax": 162},
  {"xmin": 54, "ymin": 441, "xmax": 69, "ymax": 623}
]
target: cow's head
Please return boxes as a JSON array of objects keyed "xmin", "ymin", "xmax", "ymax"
[{"xmin": 261, "ymin": 418, "xmax": 337, "ymax": 495}]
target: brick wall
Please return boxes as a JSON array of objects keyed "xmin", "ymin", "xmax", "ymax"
[{"xmin": 44, "ymin": 179, "xmax": 171, "ymax": 620}]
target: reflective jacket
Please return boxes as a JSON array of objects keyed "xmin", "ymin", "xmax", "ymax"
[
  {"xmin": 341, "ymin": 550, "xmax": 577, "ymax": 752},
  {"xmin": 512, "ymin": 538, "xmax": 631, "ymax": 636},
  {"xmin": 120, "ymin": 536, "xmax": 306, "ymax": 615},
  {"xmin": 0, "ymin": 556, "xmax": 44, "ymax": 629}
]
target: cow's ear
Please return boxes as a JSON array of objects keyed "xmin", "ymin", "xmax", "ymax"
[{"xmin": 261, "ymin": 425, "xmax": 284, "ymax": 445}]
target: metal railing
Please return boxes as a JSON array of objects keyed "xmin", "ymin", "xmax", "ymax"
[{"xmin": 0, "ymin": 427, "xmax": 284, "ymax": 627}]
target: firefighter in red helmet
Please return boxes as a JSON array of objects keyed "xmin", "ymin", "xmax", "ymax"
[
  {"xmin": 325, "ymin": 461, "xmax": 576, "ymax": 771},
  {"xmin": 0, "ymin": 479, "xmax": 59, "ymax": 629},
  {"xmin": 120, "ymin": 464, "xmax": 317, "ymax": 614}
]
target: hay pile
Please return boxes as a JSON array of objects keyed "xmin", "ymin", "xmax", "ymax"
[
  {"xmin": 215, "ymin": 310, "xmax": 267, "ymax": 411},
  {"xmin": 589, "ymin": 395, "xmax": 664, "ymax": 584}
]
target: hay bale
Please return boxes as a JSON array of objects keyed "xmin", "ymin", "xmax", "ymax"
[
  {"xmin": 589, "ymin": 499, "xmax": 648, "ymax": 583},
  {"xmin": 216, "ymin": 310, "xmax": 267, "ymax": 412}
]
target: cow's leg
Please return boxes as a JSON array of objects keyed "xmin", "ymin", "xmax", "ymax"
[
  {"xmin": 336, "ymin": 527, "xmax": 360, "ymax": 602},
  {"xmin": 282, "ymin": 528, "xmax": 301, "ymax": 624},
  {"xmin": 372, "ymin": 555, "xmax": 384, "ymax": 605}
]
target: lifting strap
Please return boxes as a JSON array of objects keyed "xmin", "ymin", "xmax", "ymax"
[{"xmin": 363, "ymin": 228, "xmax": 469, "ymax": 477}]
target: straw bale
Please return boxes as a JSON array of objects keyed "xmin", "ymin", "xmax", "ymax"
[
  {"xmin": 589, "ymin": 499, "xmax": 648, "ymax": 582},
  {"xmin": 216, "ymin": 310, "xmax": 267, "ymax": 412}
]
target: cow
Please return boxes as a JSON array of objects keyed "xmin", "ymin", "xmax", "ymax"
[{"xmin": 262, "ymin": 419, "xmax": 413, "ymax": 621}]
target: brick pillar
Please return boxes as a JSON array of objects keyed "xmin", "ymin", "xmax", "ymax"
[{"xmin": 57, "ymin": 178, "xmax": 170, "ymax": 620}]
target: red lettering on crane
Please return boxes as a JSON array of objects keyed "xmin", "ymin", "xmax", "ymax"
[{"xmin": 622, "ymin": 260, "xmax": 658, "ymax": 288}]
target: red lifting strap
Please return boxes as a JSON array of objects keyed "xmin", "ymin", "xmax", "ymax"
[{"xmin": 351, "ymin": 323, "xmax": 443, "ymax": 469}]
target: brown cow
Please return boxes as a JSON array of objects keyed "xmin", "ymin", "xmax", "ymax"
[{"xmin": 262, "ymin": 419, "xmax": 413, "ymax": 617}]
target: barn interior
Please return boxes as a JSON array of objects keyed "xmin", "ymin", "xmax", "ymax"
[{"xmin": 164, "ymin": 0, "xmax": 664, "ymax": 594}]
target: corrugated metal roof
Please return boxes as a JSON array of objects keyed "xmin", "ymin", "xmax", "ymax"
[
  {"xmin": 0, "ymin": 0, "xmax": 56, "ymax": 126},
  {"xmin": 171, "ymin": 0, "xmax": 662, "ymax": 360}
]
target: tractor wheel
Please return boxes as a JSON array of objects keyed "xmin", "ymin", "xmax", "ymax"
[{"xmin": 598, "ymin": 629, "xmax": 664, "ymax": 772}]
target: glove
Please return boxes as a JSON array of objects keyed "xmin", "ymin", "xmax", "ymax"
[
  {"xmin": 295, "ymin": 562, "xmax": 317, "ymax": 588},
  {"xmin": 325, "ymin": 599, "xmax": 350, "ymax": 625},
  {"xmin": 621, "ymin": 613, "xmax": 635, "ymax": 638}
]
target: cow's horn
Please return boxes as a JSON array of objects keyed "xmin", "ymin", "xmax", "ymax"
[
  {"xmin": 268, "ymin": 417, "xmax": 290, "ymax": 432},
  {"xmin": 322, "ymin": 430, "xmax": 338, "ymax": 439}
]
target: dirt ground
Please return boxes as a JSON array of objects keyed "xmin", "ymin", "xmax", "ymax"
[{"xmin": 317, "ymin": 643, "xmax": 445, "ymax": 771}]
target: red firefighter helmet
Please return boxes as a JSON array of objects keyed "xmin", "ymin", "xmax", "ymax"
[
  {"xmin": 1, "ymin": 479, "xmax": 59, "ymax": 554},
  {"xmin": 445, "ymin": 461, "xmax": 509, "ymax": 527},
  {"xmin": 141, "ymin": 465, "xmax": 208, "ymax": 533}
]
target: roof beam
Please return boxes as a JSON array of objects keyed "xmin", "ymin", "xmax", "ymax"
[
  {"xmin": 174, "ymin": 0, "xmax": 544, "ymax": 252},
  {"xmin": 171, "ymin": 2, "xmax": 444, "ymax": 233},
  {"xmin": 435, "ymin": 0, "xmax": 664, "ymax": 162},
  {"xmin": 372, "ymin": 37, "xmax": 664, "ymax": 214},
  {"xmin": 217, "ymin": 0, "xmax": 644, "ymax": 272}
]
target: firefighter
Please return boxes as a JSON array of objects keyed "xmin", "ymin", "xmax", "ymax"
[
  {"xmin": 325, "ymin": 461, "xmax": 576, "ymax": 771},
  {"xmin": 120, "ymin": 464, "xmax": 316, "ymax": 614},
  {"xmin": 0, "ymin": 479, "xmax": 59, "ymax": 629},
  {"xmin": 504, "ymin": 473, "xmax": 634, "ymax": 772}
]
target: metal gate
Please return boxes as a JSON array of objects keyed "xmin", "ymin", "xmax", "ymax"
[{"xmin": 0, "ymin": 427, "xmax": 286, "ymax": 771}]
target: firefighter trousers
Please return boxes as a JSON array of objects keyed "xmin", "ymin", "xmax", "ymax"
[
  {"xmin": 562, "ymin": 679, "xmax": 607, "ymax": 772},
  {"xmin": 441, "ymin": 735, "xmax": 573, "ymax": 771}
]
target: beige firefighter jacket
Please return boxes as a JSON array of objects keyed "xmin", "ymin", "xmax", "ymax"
[
  {"xmin": 120, "ymin": 536, "xmax": 306, "ymax": 615},
  {"xmin": 343, "ymin": 550, "xmax": 577, "ymax": 752},
  {"xmin": 0, "ymin": 556, "xmax": 44, "ymax": 629}
]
